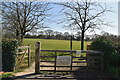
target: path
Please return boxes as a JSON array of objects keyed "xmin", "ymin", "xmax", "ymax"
[
  {"xmin": 15, "ymin": 62, "xmax": 55, "ymax": 77},
  {"xmin": 15, "ymin": 62, "xmax": 35, "ymax": 77},
  {"xmin": 14, "ymin": 62, "xmax": 76, "ymax": 80},
  {"xmin": 14, "ymin": 62, "xmax": 116, "ymax": 80}
]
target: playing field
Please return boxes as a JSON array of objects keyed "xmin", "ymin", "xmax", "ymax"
[{"xmin": 23, "ymin": 38, "xmax": 91, "ymax": 50}]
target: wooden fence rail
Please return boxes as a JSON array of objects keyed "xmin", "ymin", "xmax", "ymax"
[
  {"xmin": 15, "ymin": 44, "xmax": 30, "ymax": 71},
  {"xmin": 35, "ymin": 42, "xmax": 103, "ymax": 74}
]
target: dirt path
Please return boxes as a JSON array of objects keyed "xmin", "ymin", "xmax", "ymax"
[
  {"xmin": 14, "ymin": 62, "xmax": 76, "ymax": 80},
  {"xmin": 15, "ymin": 62, "xmax": 67, "ymax": 76},
  {"xmin": 14, "ymin": 62, "xmax": 111, "ymax": 80},
  {"xmin": 14, "ymin": 60, "xmax": 87, "ymax": 78},
  {"xmin": 15, "ymin": 62, "xmax": 35, "ymax": 76}
]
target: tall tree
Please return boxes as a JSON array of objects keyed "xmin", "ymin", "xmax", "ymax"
[
  {"xmin": 64, "ymin": 32, "xmax": 70, "ymax": 40},
  {"xmin": 39, "ymin": 31, "xmax": 44, "ymax": 35},
  {"xmin": 75, "ymin": 31, "xmax": 82, "ymax": 41},
  {"xmin": 57, "ymin": 0, "xmax": 112, "ymax": 50},
  {"xmin": 45, "ymin": 29, "xmax": 54, "ymax": 36},
  {"xmin": 2, "ymin": 2, "xmax": 50, "ymax": 42}
]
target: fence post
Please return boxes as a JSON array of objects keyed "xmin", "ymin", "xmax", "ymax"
[
  {"xmin": 35, "ymin": 42, "xmax": 40, "ymax": 74},
  {"xmin": 28, "ymin": 44, "xmax": 30, "ymax": 67},
  {"xmin": 86, "ymin": 44, "xmax": 90, "ymax": 67},
  {"xmin": 86, "ymin": 53, "xmax": 90, "ymax": 67},
  {"xmin": 54, "ymin": 52, "xmax": 57, "ymax": 73}
]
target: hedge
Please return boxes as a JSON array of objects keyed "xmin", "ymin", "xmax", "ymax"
[{"xmin": 2, "ymin": 40, "xmax": 20, "ymax": 72}]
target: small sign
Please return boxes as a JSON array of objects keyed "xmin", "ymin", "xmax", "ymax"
[{"xmin": 57, "ymin": 56, "xmax": 71, "ymax": 65}]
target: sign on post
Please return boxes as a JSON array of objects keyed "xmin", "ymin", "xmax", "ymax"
[{"xmin": 57, "ymin": 56, "xmax": 71, "ymax": 65}]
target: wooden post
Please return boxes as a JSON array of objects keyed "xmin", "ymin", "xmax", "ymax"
[
  {"xmin": 86, "ymin": 44, "xmax": 90, "ymax": 67},
  {"xmin": 87, "ymin": 44, "xmax": 91, "ymax": 50},
  {"xmin": 70, "ymin": 52, "xmax": 73, "ymax": 72},
  {"xmin": 28, "ymin": 44, "xmax": 30, "ymax": 67},
  {"xmin": 70, "ymin": 35, "xmax": 73, "ymax": 72},
  {"xmin": 86, "ymin": 53, "xmax": 90, "ymax": 67},
  {"xmin": 35, "ymin": 42, "xmax": 40, "ymax": 74},
  {"xmin": 54, "ymin": 52, "xmax": 57, "ymax": 73}
]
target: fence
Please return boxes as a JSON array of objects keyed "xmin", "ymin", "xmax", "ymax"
[
  {"xmin": 35, "ymin": 42, "xmax": 103, "ymax": 74},
  {"xmin": 15, "ymin": 44, "xmax": 30, "ymax": 71}
]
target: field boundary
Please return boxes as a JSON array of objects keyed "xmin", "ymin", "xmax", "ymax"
[{"xmin": 35, "ymin": 42, "xmax": 104, "ymax": 74}]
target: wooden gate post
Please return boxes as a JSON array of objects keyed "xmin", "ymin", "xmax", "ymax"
[
  {"xmin": 28, "ymin": 44, "xmax": 30, "ymax": 67},
  {"xmin": 86, "ymin": 44, "xmax": 90, "ymax": 67},
  {"xmin": 35, "ymin": 42, "xmax": 40, "ymax": 74}
]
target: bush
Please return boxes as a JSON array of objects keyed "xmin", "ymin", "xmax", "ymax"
[
  {"xmin": 2, "ymin": 40, "xmax": 20, "ymax": 72},
  {"xmin": 90, "ymin": 37, "xmax": 115, "ymax": 71},
  {"xmin": 90, "ymin": 36, "xmax": 120, "ymax": 77}
]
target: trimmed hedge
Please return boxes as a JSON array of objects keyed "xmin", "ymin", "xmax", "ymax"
[{"xmin": 2, "ymin": 40, "xmax": 20, "ymax": 72}]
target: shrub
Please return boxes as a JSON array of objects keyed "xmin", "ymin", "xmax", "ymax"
[
  {"xmin": 2, "ymin": 40, "xmax": 20, "ymax": 72},
  {"xmin": 90, "ymin": 36, "xmax": 120, "ymax": 77},
  {"xmin": 90, "ymin": 37, "xmax": 115, "ymax": 70}
]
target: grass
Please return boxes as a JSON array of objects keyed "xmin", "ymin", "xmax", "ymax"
[
  {"xmin": 23, "ymin": 38, "xmax": 92, "ymax": 50},
  {"xmin": 15, "ymin": 38, "xmax": 91, "ymax": 72},
  {"xmin": 23, "ymin": 38, "xmax": 92, "ymax": 61},
  {"xmin": 0, "ymin": 72, "xmax": 14, "ymax": 78}
]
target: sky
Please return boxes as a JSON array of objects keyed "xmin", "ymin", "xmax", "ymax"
[
  {"xmin": 0, "ymin": 0, "xmax": 119, "ymax": 2},
  {"xmin": 0, "ymin": 0, "xmax": 119, "ymax": 36},
  {"xmin": 42, "ymin": 1, "xmax": 118, "ymax": 36}
]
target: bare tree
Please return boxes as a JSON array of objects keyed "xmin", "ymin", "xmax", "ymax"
[
  {"xmin": 64, "ymin": 32, "xmax": 70, "ymax": 36},
  {"xmin": 57, "ymin": 0, "xmax": 112, "ymax": 50},
  {"xmin": 75, "ymin": 31, "xmax": 82, "ymax": 41},
  {"xmin": 39, "ymin": 31, "xmax": 44, "ymax": 35},
  {"xmin": 45, "ymin": 29, "xmax": 54, "ymax": 36},
  {"xmin": 63, "ymin": 32, "xmax": 70, "ymax": 40},
  {"xmin": 2, "ymin": 2, "xmax": 50, "ymax": 41}
]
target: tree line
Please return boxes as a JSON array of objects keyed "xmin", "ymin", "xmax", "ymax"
[{"xmin": 23, "ymin": 29, "xmax": 100, "ymax": 41}]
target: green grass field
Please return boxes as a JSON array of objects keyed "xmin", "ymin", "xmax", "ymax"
[
  {"xmin": 23, "ymin": 38, "xmax": 91, "ymax": 50},
  {"xmin": 15, "ymin": 38, "xmax": 91, "ymax": 71}
]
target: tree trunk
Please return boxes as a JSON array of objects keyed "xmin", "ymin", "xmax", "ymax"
[
  {"xmin": 70, "ymin": 35, "xmax": 72, "ymax": 50},
  {"xmin": 16, "ymin": 31, "xmax": 20, "ymax": 40},
  {"xmin": 81, "ymin": 31, "xmax": 84, "ymax": 50},
  {"xmin": 20, "ymin": 33, "xmax": 24, "ymax": 44}
]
